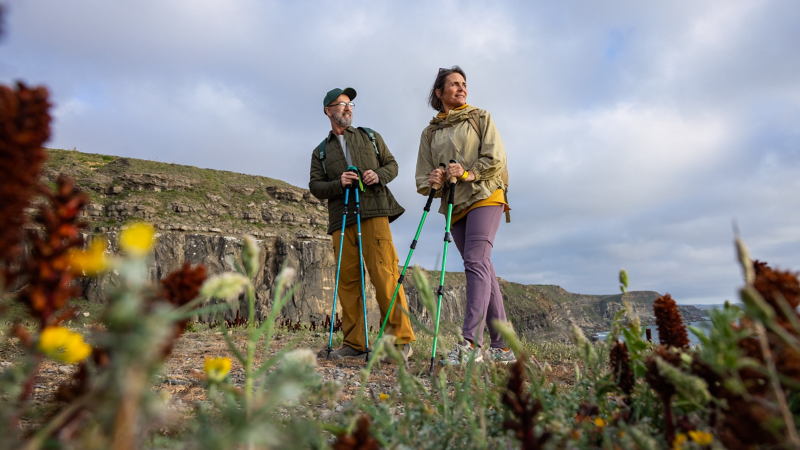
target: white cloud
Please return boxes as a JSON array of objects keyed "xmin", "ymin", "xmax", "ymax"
[{"xmin": 3, "ymin": 0, "xmax": 799, "ymax": 305}]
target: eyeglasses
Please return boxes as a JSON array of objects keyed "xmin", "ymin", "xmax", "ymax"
[{"xmin": 329, "ymin": 102, "xmax": 355, "ymax": 109}]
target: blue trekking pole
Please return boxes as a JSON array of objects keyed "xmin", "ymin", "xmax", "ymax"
[
  {"xmin": 349, "ymin": 166, "xmax": 371, "ymax": 362},
  {"xmin": 325, "ymin": 182, "xmax": 352, "ymax": 360},
  {"xmin": 376, "ymin": 163, "xmax": 444, "ymax": 343},
  {"xmin": 430, "ymin": 160, "xmax": 458, "ymax": 374}
]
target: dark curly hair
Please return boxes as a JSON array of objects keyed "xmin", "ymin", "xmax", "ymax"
[{"xmin": 428, "ymin": 66, "xmax": 466, "ymax": 112}]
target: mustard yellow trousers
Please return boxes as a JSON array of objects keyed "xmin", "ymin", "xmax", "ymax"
[{"xmin": 332, "ymin": 216, "xmax": 415, "ymax": 351}]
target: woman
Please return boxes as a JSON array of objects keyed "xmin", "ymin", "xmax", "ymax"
[{"xmin": 415, "ymin": 66, "xmax": 514, "ymax": 365}]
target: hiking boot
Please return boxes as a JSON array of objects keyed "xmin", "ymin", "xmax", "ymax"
[
  {"xmin": 486, "ymin": 347, "xmax": 516, "ymax": 364},
  {"xmin": 441, "ymin": 341, "xmax": 483, "ymax": 366},
  {"xmin": 329, "ymin": 345, "xmax": 365, "ymax": 360}
]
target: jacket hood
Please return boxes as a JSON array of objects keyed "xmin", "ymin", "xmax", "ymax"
[{"xmin": 429, "ymin": 105, "xmax": 480, "ymax": 126}]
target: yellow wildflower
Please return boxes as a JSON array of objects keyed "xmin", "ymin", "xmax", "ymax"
[
  {"xmin": 379, "ymin": 393, "xmax": 390, "ymax": 402},
  {"xmin": 68, "ymin": 240, "xmax": 109, "ymax": 275},
  {"xmin": 38, "ymin": 326, "xmax": 92, "ymax": 364},
  {"xmin": 593, "ymin": 417, "xmax": 606, "ymax": 427},
  {"xmin": 673, "ymin": 433, "xmax": 687, "ymax": 450},
  {"xmin": 120, "ymin": 223, "xmax": 155, "ymax": 256},
  {"xmin": 204, "ymin": 357, "xmax": 231, "ymax": 382},
  {"xmin": 688, "ymin": 430, "xmax": 713, "ymax": 446}
]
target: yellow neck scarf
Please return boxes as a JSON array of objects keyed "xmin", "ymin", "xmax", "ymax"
[{"xmin": 436, "ymin": 103, "xmax": 469, "ymax": 119}]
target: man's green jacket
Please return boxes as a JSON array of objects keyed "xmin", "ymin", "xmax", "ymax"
[{"xmin": 309, "ymin": 126, "xmax": 405, "ymax": 235}]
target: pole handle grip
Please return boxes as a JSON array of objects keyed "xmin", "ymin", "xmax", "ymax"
[
  {"xmin": 431, "ymin": 162, "xmax": 446, "ymax": 190},
  {"xmin": 448, "ymin": 159, "xmax": 458, "ymax": 184}
]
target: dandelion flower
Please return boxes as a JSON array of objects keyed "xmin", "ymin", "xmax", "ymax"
[
  {"xmin": 120, "ymin": 222, "xmax": 155, "ymax": 256},
  {"xmin": 593, "ymin": 417, "xmax": 606, "ymax": 427},
  {"xmin": 688, "ymin": 430, "xmax": 713, "ymax": 446},
  {"xmin": 204, "ymin": 357, "xmax": 231, "ymax": 382},
  {"xmin": 379, "ymin": 393, "xmax": 389, "ymax": 402},
  {"xmin": 68, "ymin": 240, "xmax": 109, "ymax": 275},
  {"xmin": 38, "ymin": 326, "xmax": 91, "ymax": 364},
  {"xmin": 673, "ymin": 433, "xmax": 687, "ymax": 450}
]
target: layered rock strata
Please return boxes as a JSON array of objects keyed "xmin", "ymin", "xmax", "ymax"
[{"xmin": 39, "ymin": 149, "xmax": 706, "ymax": 341}]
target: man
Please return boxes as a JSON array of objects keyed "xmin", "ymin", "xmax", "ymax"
[{"xmin": 309, "ymin": 87, "xmax": 415, "ymax": 362}]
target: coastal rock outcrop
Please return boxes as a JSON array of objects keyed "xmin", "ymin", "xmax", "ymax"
[{"xmin": 40, "ymin": 148, "xmax": 706, "ymax": 341}]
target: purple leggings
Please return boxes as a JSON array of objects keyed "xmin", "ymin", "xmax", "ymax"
[{"xmin": 450, "ymin": 204, "xmax": 508, "ymax": 348}]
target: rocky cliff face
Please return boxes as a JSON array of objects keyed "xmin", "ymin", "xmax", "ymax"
[{"xmin": 39, "ymin": 149, "xmax": 707, "ymax": 341}]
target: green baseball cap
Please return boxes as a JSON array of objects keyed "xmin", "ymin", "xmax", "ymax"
[{"xmin": 323, "ymin": 87, "xmax": 357, "ymax": 115}]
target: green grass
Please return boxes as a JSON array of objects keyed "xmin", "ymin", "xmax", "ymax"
[
  {"xmin": 0, "ymin": 296, "xmax": 105, "ymax": 361},
  {"xmin": 43, "ymin": 148, "xmax": 316, "ymax": 232}
]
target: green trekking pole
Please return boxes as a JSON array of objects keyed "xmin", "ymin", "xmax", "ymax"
[
  {"xmin": 430, "ymin": 160, "xmax": 458, "ymax": 374},
  {"xmin": 376, "ymin": 163, "xmax": 444, "ymax": 343}
]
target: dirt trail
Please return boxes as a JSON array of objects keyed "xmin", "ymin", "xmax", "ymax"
[{"xmin": 7, "ymin": 328, "xmax": 574, "ymax": 426}]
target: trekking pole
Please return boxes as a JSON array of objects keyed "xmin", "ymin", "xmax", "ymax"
[
  {"xmin": 376, "ymin": 164, "xmax": 444, "ymax": 343},
  {"xmin": 325, "ymin": 182, "xmax": 352, "ymax": 360},
  {"xmin": 430, "ymin": 160, "xmax": 458, "ymax": 374},
  {"xmin": 349, "ymin": 166, "xmax": 371, "ymax": 362}
]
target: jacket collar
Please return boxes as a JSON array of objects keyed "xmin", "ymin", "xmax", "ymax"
[
  {"xmin": 429, "ymin": 105, "xmax": 478, "ymax": 126},
  {"xmin": 326, "ymin": 126, "xmax": 357, "ymax": 142}
]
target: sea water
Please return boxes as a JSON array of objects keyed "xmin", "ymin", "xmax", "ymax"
[
  {"xmin": 593, "ymin": 305, "xmax": 720, "ymax": 347},
  {"xmin": 594, "ymin": 321, "xmax": 712, "ymax": 346}
]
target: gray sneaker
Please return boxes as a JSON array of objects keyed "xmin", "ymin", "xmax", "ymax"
[
  {"xmin": 329, "ymin": 345, "xmax": 366, "ymax": 360},
  {"xmin": 442, "ymin": 341, "xmax": 483, "ymax": 365},
  {"xmin": 487, "ymin": 348, "xmax": 516, "ymax": 364}
]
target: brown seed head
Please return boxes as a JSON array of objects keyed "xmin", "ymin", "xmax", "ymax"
[
  {"xmin": 753, "ymin": 260, "xmax": 800, "ymax": 324},
  {"xmin": 160, "ymin": 262, "xmax": 208, "ymax": 307},
  {"xmin": 0, "ymin": 83, "xmax": 51, "ymax": 275},
  {"xmin": 653, "ymin": 294, "xmax": 690, "ymax": 349},
  {"xmin": 502, "ymin": 358, "xmax": 550, "ymax": 449},
  {"xmin": 609, "ymin": 341, "xmax": 635, "ymax": 396},
  {"xmin": 16, "ymin": 175, "xmax": 88, "ymax": 327},
  {"xmin": 645, "ymin": 346, "xmax": 679, "ymax": 399},
  {"xmin": 332, "ymin": 415, "xmax": 380, "ymax": 450}
]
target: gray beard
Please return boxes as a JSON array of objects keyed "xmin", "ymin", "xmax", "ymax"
[{"xmin": 331, "ymin": 110, "xmax": 352, "ymax": 128}]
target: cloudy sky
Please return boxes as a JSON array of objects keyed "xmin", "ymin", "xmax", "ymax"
[{"xmin": 2, "ymin": 1, "xmax": 799, "ymax": 304}]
